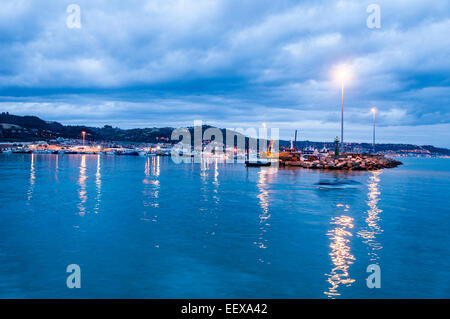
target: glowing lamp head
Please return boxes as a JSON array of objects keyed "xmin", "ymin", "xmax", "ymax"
[
  {"xmin": 334, "ymin": 64, "xmax": 351, "ymax": 83},
  {"xmin": 371, "ymin": 107, "xmax": 377, "ymax": 113},
  {"xmin": 338, "ymin": 69, "xmax": 347, "ymax": 81}
]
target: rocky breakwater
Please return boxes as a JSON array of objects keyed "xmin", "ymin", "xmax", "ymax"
[{"xmin": 283, "ymin": 154, "xmax": 402, "ymax": 170}]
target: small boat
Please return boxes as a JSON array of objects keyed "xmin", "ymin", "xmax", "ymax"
[
  {"xmin": 245, "ymin": 160, "xmax": 271, "ymax": 167},
  {"xmin": 117, "ymin": 150, "xmax": 139, "ymax": 156}
]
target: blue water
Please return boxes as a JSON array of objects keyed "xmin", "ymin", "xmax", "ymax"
[{"xmin": 0, "ymin": 154, "xmax": 449, "ymax": 298}]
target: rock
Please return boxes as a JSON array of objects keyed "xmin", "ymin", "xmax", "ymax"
[{"xmin": 279, "ymin": 154, "xmax": 402, "ymax": 170}]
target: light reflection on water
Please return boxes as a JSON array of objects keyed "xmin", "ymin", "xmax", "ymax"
[
  {"xmin": 77, "ymin": 155, "xmax": 87, "ymax": 215},
  {"xmin": 55, "ymin": 154, "xmax": 59, "ymax": 181},
  {"xmin": 26, "ymin": 153, "xmax": 35, "ymax": 202},
  {"xmin": 255, "ymin": 167, "xmax": 277, "ymax": 264},
  {"xmin": 2, "ymin": 154, "xmax": 449, "ymax": 298},
  {"xmin": 94, "ymin": 155, "xmax": 102, "ymax": 213},
  {"xmin": 357, "ymin": 170, "xmax": 383, "ymax": 261},
  {"xmin": 324, "ymin": 170, "xmax": 384, "ymax": 297},
  {"xmin": 324, "ymin": 215, "xmax": 356, "ymax": 298},
  {"xmin": 213, "ymin": 159, "xmax": 219, "ymax": 194},
  {"xmin": 153, "ymin": 155, "xmax": 160, "ymax": 177},
  {"xmin": 200, "ymin": 156, "xmax": 209, "ymax": 180},
  {"xmin": 142, "ymin": 156, "xmax": 160, "ymax": 218},
  {"xmin": 256, "ymin": 168, "xmax": 270, "ymax": 250},
  {"xmin": 197, "ymin": 158, "xmax": 221, "ymax": 240},
  {"xmin": 200, "ymin": 157, "xmax": 221, "ymax": 204}
]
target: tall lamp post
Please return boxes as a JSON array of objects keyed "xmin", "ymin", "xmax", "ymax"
[
  {"xmin": 340, "ymin": 76, "xmax": 344, "ymax": 154},
  {"xmin": 371, "ymin": 108, "xmax": 376, "ymax": 154},
  {"xmin": 81, "ymin": 131, "xmax": 86, "ymax": 146},
  {"xmin": 336, "ymin": 66, "xmax": 349, "ymax": 154}
]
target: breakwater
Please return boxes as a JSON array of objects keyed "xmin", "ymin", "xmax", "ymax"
[{"xmin": 282, "ymin": 154, "xmax": 402, "ymax": 170}]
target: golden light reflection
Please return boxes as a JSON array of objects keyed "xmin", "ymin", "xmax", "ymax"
[
  {"xmin": 213, "ymin": 159, "xmax": 219, "ymax": 186},
  {"xmin": 357, "ymin": 170, "xmax": 383, "ymax": 261},
  {"xmin": 27, "ymin": 153, "xmax": 35, "ymax": 202},
  {"xmin": 55, "ymin": 154, "xmax": 59, "ymax": 181},
  {"xmin": 199, "ymin": 157, "xmax": 221, "ymax": 207},
  {"xmin": 77, "ymin": 155, "xmax": 87, "ymax": 216},
  {"xmin": 152, "ymin": 155, "xmax": 160, "ymax": 177},
  {"xmin": 199, "ymin": 157, "xmax": 209, "ymax": 208},
  {"xmin": 200, "ymin": 156, "xmax": 209, "ymax": 180},
  {"xmin": 145, "ymin": 156, "xmax": 150, "ymax": 176},
  {"xmin": 324, "ymin": 215, "xmax": 355, "ymax": 298},
  {"xmin": 94, "ymin": 154, "xmax": 102, "ymax": 213},
  {"xmin": 142, "ymin": 157, "xmax": 160, "ymax": 218},
  {"xmin": 255, "ymin": 168, "xmax": 275, "ymax": 262},
  {"xmin": 212, "ymin": 159, "xmax": 220, "ymax": 204},
  {"xmin": 196, "ymin": 157, "xmax": 223, "ymax": 241}
]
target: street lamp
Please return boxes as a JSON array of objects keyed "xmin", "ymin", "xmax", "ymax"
[
  {"xmin": 335, "ymin": 65, "xmax": 350, "ymax": 154},
  {"xmin": 81, "ymin": 131, "xmax": 86, "ymax": 146},
  {"xmin": 371, "ymin": 108, "xmax": 376, "ymax": 153}
]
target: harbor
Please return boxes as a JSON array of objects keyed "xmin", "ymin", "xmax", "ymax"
[{"xmin": 1, "ymin": 139, "xmax": 403, "ymax": 171}]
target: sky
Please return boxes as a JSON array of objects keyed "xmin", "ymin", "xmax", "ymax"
[{"xmin": 0, "ymin": 0, "xmax": 449, "ymax": 147}]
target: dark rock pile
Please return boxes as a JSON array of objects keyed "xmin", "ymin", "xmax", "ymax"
[{"xmin": 283, "ymin": 154, "xmax": 402, "ymax": 170}]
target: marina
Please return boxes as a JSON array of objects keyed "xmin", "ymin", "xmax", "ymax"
[{"xmin": 0, "ymin": 141, "xmax": 403, "ymax": 171}]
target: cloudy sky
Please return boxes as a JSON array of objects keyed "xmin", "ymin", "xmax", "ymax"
[{"xmin": 1, "ymin": 0, "xmax": 449, "ymax": 146}]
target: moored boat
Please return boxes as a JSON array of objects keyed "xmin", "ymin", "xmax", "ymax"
[{"xmin": 245, "ymin": 160, "xmax": 271, "ymax": 167}]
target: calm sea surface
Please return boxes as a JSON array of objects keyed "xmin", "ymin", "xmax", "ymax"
[{"xmin": 0, "ymin": 154, "xmax": 449, "ymax": 298}]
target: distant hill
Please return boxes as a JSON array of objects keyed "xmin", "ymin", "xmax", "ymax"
[
  {"xmin": 1, "ymin": 112, "xmax": 449, "ymax": 156},
  {"xmin": 0, "ymin": 112, "xmax": 243, "ymax": 145}
]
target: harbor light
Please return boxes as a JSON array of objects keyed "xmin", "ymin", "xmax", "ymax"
[
  {"xmin": 337, "ymin": 66, "xmax": 349, "ymax": 83},
  {"xmin": 334, "ymin": 64, "xmax": 352, "ymax": 154},
  {"xmin": 371, "ymin": 108, "xmax": 377, "ymax": 153},
  {"xmin": 81, "ymin": 131, "xmax": 86, "ymax": 146}
]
